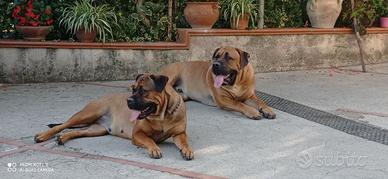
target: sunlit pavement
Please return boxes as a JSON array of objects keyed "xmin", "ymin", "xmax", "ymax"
[{"xmin": 1, "ymin": 63, "xmax": 388, "ymax": 179}]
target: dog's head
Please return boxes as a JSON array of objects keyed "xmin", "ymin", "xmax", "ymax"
[
  {"xmin": 211, "ymin": 47, "xmax": 250, "ymax": 88},
  {"xmin": 127, "ymin": 73, "xmax": 169, "ymax": 120}
]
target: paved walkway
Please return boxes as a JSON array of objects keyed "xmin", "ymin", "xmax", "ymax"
[{"xmin": 1, "ymin": 64, "xmax": 388, "ymax": 178}]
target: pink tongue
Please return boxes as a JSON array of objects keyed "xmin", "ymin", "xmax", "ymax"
[
  {"xmin": 129, "ymin": 110, "xmax": 141, "ymax": 121},
  {"xmin": 214, "ymin": 75, "xmax": 226, "ymax": 88}
]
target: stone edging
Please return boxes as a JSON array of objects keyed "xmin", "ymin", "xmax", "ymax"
[{"xmin": 0, "ymin": 28, "xmax": 387, "ymax": 50}]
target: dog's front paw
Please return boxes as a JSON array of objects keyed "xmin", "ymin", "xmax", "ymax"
[
  {"xmin": 260, "ymin": 107, "xmax": 276, "ymax": 119},
  {"xmin": 244, "ymin": 108, "xmax": 262, "ymax": 120},
  {"xmin": 56, "ymin": 135, "xmax": 65, "ymax": 145},
  {"xmin": 34, "ymin": 133, "xmax": 51, "ymax": 143},
  {"xmin": 180, "ymin": 148, "xmax": 194, "ymax": 160},
  {"xmin": 148, "ymin": 147, "xmax": 162, "ymax": 159}
]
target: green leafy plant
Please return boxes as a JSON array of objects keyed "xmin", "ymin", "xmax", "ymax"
[
  {"xmin": 373, "ymin": 0, "xmax": 388, "ymax": 17},
  {"xmin": 220, "ymin": 0, "xmax": 258, "ymax": 28},
  {"xmin": 187, "ymin": 0, "xmax": 219, "ymax": 2},
  {"xmin": 110, "ymin": 1, "xmax": 172, "ymax": 42},
  {"xmin": 59, "ymin": 0, "xmax": 117, "ymax": 42},
  {"xmin": 0, "ymin": 0, "xmax": 14, "ymax": 39},
  {"xmin": 348, "ymin": 0, "xmax": 378, "ymax": 34},
  {"xmin": 264, "ymin": 0, "xmax": 308, "ymax": 28}
]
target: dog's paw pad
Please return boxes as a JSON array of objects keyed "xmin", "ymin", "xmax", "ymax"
[
  {"xmin": 56, "ymin": 136, "xmax": 65, "ymax": 145},
  {"xmin": 34, "ymin": 134, "xmax": 50, "ymax": 143},
  {"xmin": 34, "ymin": 135, "xmax": 43, "ymax": 143},
  {"xmin": 252, "ymin": 115, "xmax": 263, "ymax": 120},
  {"xmin": 245, "ymin": 109, "xmax": 262, "ymax": 120},
  {"xmin": 180, "ymin": 148, "xmax": 194, "ymax": 161},
  {"xmin": 260, "ymin": 108, "xmax": 276, "ymax": 119},
  {"xmin": 148, "ymin": 148, "xmax": 162, "ymax": 159}
]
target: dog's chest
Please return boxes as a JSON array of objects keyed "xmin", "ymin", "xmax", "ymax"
[
  {"xmin": 149, "ymin": 124, "xmax": 173, "ymax": 143},
  {"xmin": 222, "ymin": 85, "xmax": 246, "ymax": 98}
]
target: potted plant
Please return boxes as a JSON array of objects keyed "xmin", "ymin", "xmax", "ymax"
[
  {"xmin": 184, "ymin": 0, "xmax": 220, "ymax": 29},
  {"xmin": 373, "ymin": 0, "xmax": 388, "ymax": 28},
  {"xmin": 220, "ymin": 0, "xmax": 257, "ymax": 29},
  {"xmin": 59, "ymin": 0, "xmax": 117, "ymax": 42},
  {"xmin": 12, "ymin": 0, "xmax": 56, "ymax": 41}
]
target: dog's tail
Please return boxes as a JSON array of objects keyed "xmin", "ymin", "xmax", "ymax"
[
  {"xmin": 47, "ymin": 123, "xmax": 87, "ymax": 129},
  {"xmin": 47, "ymin": 123, "xmax": 62, "ymax": 128}
]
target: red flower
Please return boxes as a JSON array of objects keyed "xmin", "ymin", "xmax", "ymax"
[
  {"xmin": 13, "ymin": 0, "xmax": 55, "ymax": 26},
  {"xmin": 30, "ymin": 21, "xmax": 39, "ymax": 26},
  {"xmin": 45, "ymin": 6, "xmax": 52, "ymax": 15},
  {"xmin": 27, "ymin": 0, "xmax": 33, "ymax": 6},
  {"xmin": 19, "ymin": 17, "xmax": 27, "ymax": 25},
  {"xmin": 46, "ymin": 19, "xmax": 54, "ymax": 25},
  {"xmin": 12, "ymin": 6, "xmax": 21, "ymax": 18}
]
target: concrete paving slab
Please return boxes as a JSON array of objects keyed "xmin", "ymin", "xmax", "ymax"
[
  {"xmin": 1, "ymin": 64, "xmax": 388, "ymax": 178},
  {"xmin": 255, "ymin": 63, "xmax": 388, "ymax": 130}
]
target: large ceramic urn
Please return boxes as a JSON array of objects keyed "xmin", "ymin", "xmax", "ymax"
[
  {"xmin": 306, "ymin": 0, "xmax": 344, "ymax": 28},
  {"xmin": 184, "ymin": 2, "xmax": 219, "ymax": 29}
]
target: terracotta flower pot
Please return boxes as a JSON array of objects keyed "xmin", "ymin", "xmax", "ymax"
[
  {"xmin": 231, "ymin": 14, "xmax": 249, "ymax": 30},
  {"xmin": 76, "ymin": 28, "xmax": 97, "ymax": 43},
  {"xmin": 306, "ymin": 0, "xmax": 343, "ymax": 28},
  {"xmin": 184, "ymin": 2, "xmax": 219, "ymax": 29},
  {"xmin": 15, "ymin": 26, "xmax": 53, "ymax": 41},
  {"xmin": 380, "ymin": 17, "xmax": 388, "ymax": 28}
]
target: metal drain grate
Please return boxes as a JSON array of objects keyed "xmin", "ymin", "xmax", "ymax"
[{"xmin": 256, "ymin": 90, "xmax": 388, "ymax": 145}]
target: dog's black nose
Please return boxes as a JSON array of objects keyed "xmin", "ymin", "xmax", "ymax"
[
  {"xmin": 212, "ymin": 62, "xmax": 221, "ymax": 70},
  {"xmin": 127, "ymin": 97, "xmax": 135, "ymax": 105}
]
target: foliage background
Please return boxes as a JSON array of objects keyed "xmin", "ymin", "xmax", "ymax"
[
  {"xmin": 0, "ymin": 0, "xmax": 14, "ymax": 39},
  {"xmin": 0, "ymin": 0, "xmax": 384, "ymax": 41}
]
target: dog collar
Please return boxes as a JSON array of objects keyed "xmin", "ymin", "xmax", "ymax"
[{"xmin": 167, "ymin": 95, "xmax": 182, "ymax": 115}]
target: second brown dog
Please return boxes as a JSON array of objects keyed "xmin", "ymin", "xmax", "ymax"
[{"xmin": 161, "ymin": 47, "xmax": 276, "ymax": 120}]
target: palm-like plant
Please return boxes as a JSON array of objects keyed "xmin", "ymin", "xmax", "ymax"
[
  {"xmin": 59, "ymin": 0, "xmax": 117, "ymax": 42},
  {"xmin": 221, "ymin": 0, "xmax": 258, "ymax": 28}
]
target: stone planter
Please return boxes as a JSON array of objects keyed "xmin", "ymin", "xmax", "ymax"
[
  {"xmin": 306, "ymin": 0, "xmax": 343, "ymax": 28},
  {"xmin": 15, "ymin": 26, "xmax": 52, "ymax": 41},
  {"xmin": 76, "ymin": 28, "xmax": 97, "ymax": 43},
  {"xmin": 380, "ymin": 17, "xmax": 388, "ymax": 28},
  {"xmin": 231, "ymin": 14, "xmax": 249, "ymax": 30},
  {"xmin": 184, "ymin": 2, "xmax": 219, "ymax": 29}
]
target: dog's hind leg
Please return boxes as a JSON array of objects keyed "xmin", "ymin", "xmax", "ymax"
[
  {"xmin": 56, "ymin": 124, "xmax": 108, "ymax": 145},
  {"xmin": 34, "ymin": 100, "xmax": 107, "ymax": 143}
]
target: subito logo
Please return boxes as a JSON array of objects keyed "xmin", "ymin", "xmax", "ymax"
[{"xmin": 296, "ymin": 151, "xmax": 313, "ymax": 169}]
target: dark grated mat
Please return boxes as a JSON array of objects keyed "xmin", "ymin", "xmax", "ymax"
[{"xmin": 256, "ymin": 90, "xmax": 388, "ymax": 145}]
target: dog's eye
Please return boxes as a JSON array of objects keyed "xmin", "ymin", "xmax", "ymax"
[{"xmin": 138, "ymin": 88, "xmax": 146, "ymax": 95}]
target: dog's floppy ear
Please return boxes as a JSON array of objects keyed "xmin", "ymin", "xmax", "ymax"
[
  {"xmin": 150, "ymin": 75, "xmax": 169, "ymax": 92},
  {"xmin": 236, "ymin": 48, "xmax": 250, "ymax": 68},
  {"xmin": 212, "ymin": 47, "xmax": 221, "ymax": 59},
  {"xmin": 135, "ymin": 74, "xmax": 143, "ymax": 81}
]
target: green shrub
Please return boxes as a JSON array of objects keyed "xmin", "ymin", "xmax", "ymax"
[
  {"xmin": 111, "ymin": 1, "xmax": 172, "ymax": 42},
  {"xmin": 373, "ymin": 0, "xmax": 388, "ymax": 17},
  {"xmin": 0, "ymin": 0, "xmax": 14, "ymax": 39},
  {"xmin": 264, "ymin": 0, "xmax": 308, "ymax": 28},
  {"xmin": 336, "ymin": 0, "xmax": 381, "ymax": 34},
  {"xmin": 90, "ymin": 0, "xmax": 173, "ymax": 42}
]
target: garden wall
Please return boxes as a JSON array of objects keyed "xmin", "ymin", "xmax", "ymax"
[{"xmin": 1, "ymin": 28, "xmax": 388, "ymax": 83}]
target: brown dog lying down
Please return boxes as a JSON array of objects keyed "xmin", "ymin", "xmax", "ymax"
[
  {"xmin": 34, "ymin": 74, "xmax": 194, "ymax": 160},
  {"xmin": 161, "ymin": 47, "xmax": 276, "ymax": 120}
]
